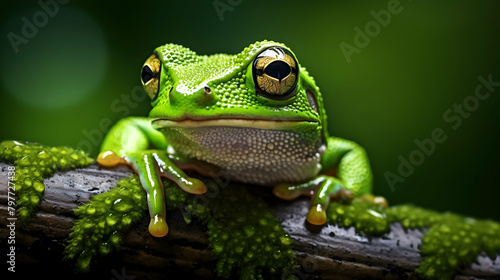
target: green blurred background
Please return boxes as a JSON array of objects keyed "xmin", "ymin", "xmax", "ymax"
[{"xmin": 1, "ymin": 0, "xmax": 499, "ymax": 221}]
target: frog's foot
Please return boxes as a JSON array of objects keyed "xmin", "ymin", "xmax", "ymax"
[
  {"xmin": 98, "ymin": 150, "xmax": 206, "ymax": 237},
  {"xmin": 273, "ymin": 175, "xmax": 353, "ymax": 226},
  {"xmin": 167, "ymin": 153, "xmax": 222, "ymax": 177},
  {"xmin": 355, "ymin": 194, "xmax": 389, "ymax": 208}
]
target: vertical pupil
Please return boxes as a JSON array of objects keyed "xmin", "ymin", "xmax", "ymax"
[
  {"xmin": 141, "ymin": 65, "xmax": 154, "ymax": 83},
  {"xmin": 264, "ymin": 60, "xmax": 290, "ymax": 81}
]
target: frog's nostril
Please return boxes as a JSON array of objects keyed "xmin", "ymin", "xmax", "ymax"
[
  {"xmin": 197, "ymin": 85, "xmax": 218, "ymax": 106},
  {"xmin": 169, "ymin": 85, "xmax": 218, "ymax": 106}
]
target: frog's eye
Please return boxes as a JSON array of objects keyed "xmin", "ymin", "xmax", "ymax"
[
  {"xmin": 141, "ymin": 53, "xmax": 161, "ymax": 100},
  {"xmin": 252, "ymin": 46, "xmax": 298, "ymax": 99}
]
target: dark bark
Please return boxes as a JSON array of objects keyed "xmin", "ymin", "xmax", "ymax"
[{"xmin": 0, "ymin": 163, "xmax": 498, "ymax": 280}]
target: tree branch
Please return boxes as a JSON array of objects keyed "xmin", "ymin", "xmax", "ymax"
[{"xmin": 0, "ymin": 162, "xmax": 498, "ymax": 279}]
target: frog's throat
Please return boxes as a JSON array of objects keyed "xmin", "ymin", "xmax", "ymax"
[{"xmin": 151, "ymin": 118, "xmax": 318, "ymax": 130}]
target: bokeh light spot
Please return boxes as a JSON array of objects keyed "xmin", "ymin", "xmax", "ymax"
[{"xmin": 0, "ymin": 7, "xmax": 107, "ymax": 108}]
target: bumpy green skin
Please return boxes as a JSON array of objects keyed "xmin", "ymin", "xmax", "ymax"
[
  {"xmin": 100, "ymin": 41, "xmax": 374, "ymax": 236},
  {"xmin": 151, "ymin": 41, "xmax": 326, "ymax": 131},
  {"xmin": 65, "ymin": 175, "xmax": 147, "ymax": 271},
  {"xmin": 0, "ymin": 140, "xmax": 93, "ymax": 221}
]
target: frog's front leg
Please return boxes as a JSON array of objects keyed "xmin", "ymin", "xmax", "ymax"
[
  {"xmin": 97, "ymin": 117, "xmax": 207, "ymax": 237},
  {"xmin": 274, "ymin": 175, "xmax": 354, "ymax": 225},
  {"xmin": 274, "ymin": 137, "xmax": 385, "ymax": 225}
]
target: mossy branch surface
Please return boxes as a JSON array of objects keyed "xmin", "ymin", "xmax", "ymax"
[
  {"xmin": 1, "ymin": 140, "xmax": 499, "ymax": 280},
  {"xmin": 388, "ymin": 206, "xmax": 500, "ymax": 279},
  {"xmin": 327, "ymin": 201, "xmax": 500, "ymax": 279},
  {"xmin": 66, "ymin": 173, "xmax": 500, "ymax": 280},
  {"xmin": 0, "ymin": 140, "xmax": 93, "ymax": 221},
  {"xmin": 65, "ymin": 175, "xmax": 298, "ymax": 279},
  {"xmin": 64, "ymin": 175, "xmax": 147, "ymax": 271},
  {"xmin": 165, "ymin": 179, "xmax": 297, "ymax": 279}
]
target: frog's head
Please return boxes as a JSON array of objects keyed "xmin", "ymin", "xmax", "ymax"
[{"xmin": 140, "ymin": 41, "xmax": 328, "ymax": 142}]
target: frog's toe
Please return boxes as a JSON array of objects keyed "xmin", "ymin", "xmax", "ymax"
[
  {"xmin": 273, "ymin": 183, "xmax": 312, "ymax": 200},
  {"xmin": 307, "ymin": 187, "xmax": 355, "ymax": 226},
  {"xmin": 149, "ymin": 214, "xmax": 169, "ymax": 237},
  {"xmin": 273, "ymin": 176, "xmax": 355, "ymax": 226},
  {"xmin": 153, "ymin": 152, "xmax": 207, "ymax": 194},
  {"xmin": 333, "ymin": 188, "xmax": 355, "ymax": 202},
  {"xmin": 306, "ymin": 204, "xmax": 327, "ymax": 225},
  {"xmin": 356, "ymin": 194, "xmax": 389, "ymax": 208},
  {"xmin": 172, "ymin": 176, "xmax": 206, "ymax": 194},
  {"xmin": 307, "ymin": 176, "xmax": 351, "ymax": 225},
  {"xmin": 374, "ymin": 196, "xmax": 389, "ymax": 208},
  {"xmin": 97, "ymin": 150, "xmax": 127, "ymax": 167}
]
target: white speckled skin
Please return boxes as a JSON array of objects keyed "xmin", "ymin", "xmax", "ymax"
[{"xmin": 162, "ymin": 127, "xmax": 323, "ymax": 186}]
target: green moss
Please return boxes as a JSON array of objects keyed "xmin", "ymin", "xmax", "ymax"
[
  {"xmin": 0, "ymin": 140, "xmax": 93, "ymax": 221},
  {"xmin": 64, "ymin": 175, "xmax": 147, "ymax": 271},
  {"xmin": 326, "ymin": 199, "xmax": 500, "ymax": 280},
  {"xmin": 326, "ymin": 200, "xmax": 389, "ymax": 236},
  {"xmin": 387, "ymin": 205, "xmax": 500, "ymax": 280},
  {"xmin": 165, "ymin": 179, "xmax": 298, "ymax": 279},
  {"xmin": 386, "ymin": 204, "xmax": 443, "ymax": 229},
  {"xmin": 66, "ymin": 176, "xmax": 297, "ymax": 279}
]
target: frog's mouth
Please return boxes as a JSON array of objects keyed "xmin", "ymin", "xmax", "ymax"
[{"xmin": 151, "ymin": 118, "xmax": 319, "ymax": 131}]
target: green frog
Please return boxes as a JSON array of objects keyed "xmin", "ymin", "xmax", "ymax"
[{"xmin": 98, "ymin": 40, "xmax": 383, "ymax": 237}]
